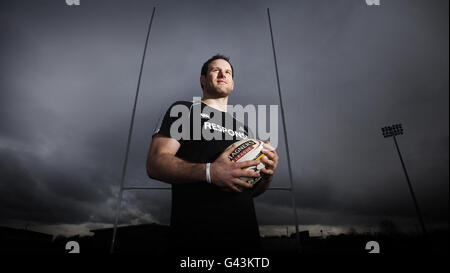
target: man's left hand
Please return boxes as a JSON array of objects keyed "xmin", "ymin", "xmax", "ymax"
[{"xmin": 260, "ymin": 141, "xmax": 278, "ymax": 183}]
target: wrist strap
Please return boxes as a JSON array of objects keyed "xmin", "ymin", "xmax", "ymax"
[{"xmin": 206, "ymin": 163, "xmax": 212, "ymax": 184}]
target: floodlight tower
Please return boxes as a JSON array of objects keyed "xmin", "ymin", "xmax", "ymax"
[{"xmin": 381, "ymin": 124, "xmax": 427, "ymax": 236}]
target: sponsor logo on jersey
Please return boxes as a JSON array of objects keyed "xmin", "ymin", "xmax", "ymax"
[
  {"xmin": 204, "ymin": 122, "xmax": 248, "ymax": 140},
  {"xmin": 200, "ymin": 113, "xmax": 210, "ymax": 119}
]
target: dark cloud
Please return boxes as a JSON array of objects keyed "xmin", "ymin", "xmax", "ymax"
[{"xmin": 0, "ymin": 147, "xmax": 114, "ymax": 224}]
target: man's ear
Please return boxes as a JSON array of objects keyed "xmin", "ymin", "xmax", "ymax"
[{"xmin": 200, "ymin": 75, "xmax": 206, "ymax": 88}]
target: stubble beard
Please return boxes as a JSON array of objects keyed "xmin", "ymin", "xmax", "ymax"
[{"xmin": 205, "ymin": 84, "xmax": 232, "ymax": 99}]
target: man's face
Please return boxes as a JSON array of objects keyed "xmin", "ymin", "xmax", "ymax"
[{"xmin": 201, "ymin": 59, "xmax": 234, "ymax": 98}]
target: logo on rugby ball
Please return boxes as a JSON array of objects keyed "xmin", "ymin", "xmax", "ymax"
[{"xmin": 227, "ymin": 139, "xmax": 266, "ymax": 185}]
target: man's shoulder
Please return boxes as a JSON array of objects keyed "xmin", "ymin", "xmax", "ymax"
[{"xmin": 154, "ymin": 100, "xmax": 195, "ymax": 136}]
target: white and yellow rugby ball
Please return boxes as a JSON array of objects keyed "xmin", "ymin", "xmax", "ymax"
[{"xmin": 227, "ymin": 139, "xmax": 267, "ymax": 185}]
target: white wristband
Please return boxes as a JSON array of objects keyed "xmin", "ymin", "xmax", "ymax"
[{"xmin": 206, "ymin": 163, "xmax": 212, "ymax": 184}]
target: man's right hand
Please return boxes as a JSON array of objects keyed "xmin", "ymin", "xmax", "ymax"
[{"xmin": 210, "ymin": 144, "xmax": 261, "ymax": 193}]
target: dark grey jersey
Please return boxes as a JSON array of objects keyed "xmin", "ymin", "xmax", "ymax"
[{"xmin": 153, "ymin": 101, "xmax": 260, "ymax": 253}]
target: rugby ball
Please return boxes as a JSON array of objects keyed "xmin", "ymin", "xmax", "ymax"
[{"xmin": 226, "ymin": 139, "xmax": 267, "ymax": 185}]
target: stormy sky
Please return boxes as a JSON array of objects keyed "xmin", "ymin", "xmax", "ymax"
[{"xmin": 0, "ymin": 0, "xmax": 448, "ymax": 237}]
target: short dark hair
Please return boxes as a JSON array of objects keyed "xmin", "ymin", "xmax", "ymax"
[{"xmin": 200, "ymin": 54, "xmax": 234, "ymax": 89}]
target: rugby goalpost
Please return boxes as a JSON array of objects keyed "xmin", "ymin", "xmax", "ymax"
[{"xmin": 110, "ymin": 7, "xmax": 301, "ymax": 254}]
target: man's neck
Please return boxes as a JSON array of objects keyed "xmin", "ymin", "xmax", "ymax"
[{"xmin": 201, "ymin": 96, "xmax": 229, "ymax": 112}]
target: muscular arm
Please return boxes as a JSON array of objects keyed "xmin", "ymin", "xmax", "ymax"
[
  {"xmin": 146, "ymin": 134, "xmax": 261, "ymax": 192},
  {"xmin": 146, "ymin": 134, "xmax": 206, "ymax": 184}
]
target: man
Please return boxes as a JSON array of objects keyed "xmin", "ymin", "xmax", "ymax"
[{"xmin": 146, "ymin": 54, "xmax": 279, "ymax": 254}]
